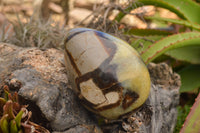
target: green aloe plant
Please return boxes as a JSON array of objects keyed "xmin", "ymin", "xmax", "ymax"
[
  {"xmin": 115, "ymin": 0, "xmax": 200, "ymax": 132},
  {"xmin": 179, "ymin": 93, "xmax": 200, "ymax": 133},
  {"xmin": 0, "ymin": 85, "xmax": 50, "ymax": 133}
]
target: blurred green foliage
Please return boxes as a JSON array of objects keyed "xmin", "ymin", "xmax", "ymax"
[{"xmin": 115, "ymin": 0, "xmax": 200, "ymax": 132}]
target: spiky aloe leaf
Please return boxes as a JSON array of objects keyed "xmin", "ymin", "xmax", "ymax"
[
  {"xmin": 15, "ymin": 109, "xmax": 24, "ymax": 128},
  {"xmin": 10, "ymin": 120, "xmax": 18, "ymax": 133},
  {"xmin": 0, "ymin": 97, "xmax": 6, "ymax": 108},
  {"xmin": 178, "ymin": 65, "xmax": 200, "ymax": 93},
  {"xmin": 180, "ymin": 92, "xmax": 200, "ymax": 133},
  {"xmin": 3, "ymin": 85, "xmax": 9, "ymax": 101},
  {"xmin": 116, "ymin": 0, "xmax": 200, "ymax": 24},
  {"xmin": 140, "ymin": 0, "xmax": 200, "ymax": 23},
  {"xmin": 0, "ymin": 85, "xmax": 50, "ymax": 132},
  {"xmin": 166, "ymin": 46, "xmax": 200, "ymax": 64},
  {"xmin": 131, "ymin": 35, "xmax": 164, "ymax": 53},
  {"xmin": 125, "ymin": 28, "xmax": 173, "ymax": 36},
  {"xmin": 145, "ymin": 16, "xmax": 200, "ymax": 31},
  {"xmin": 3, "ymin": 100, "xmax": 15, "ymax": 120},
  {"xmin": 116, "ymin": 0, "xmax": 185, "ymax": 22},
  {"xmin": 12, "ymin": 92, "xmax": 19, "ymax": 103},
  {"xmin": 0, "ymin": 114, "xmax": 9, "ymax": 133},
  {"xmin": 8, "ymin": 93, "xmax": 14, "ymax": 101},
  {"xmin": 141, "ymin": 32, "xmax": 200, "ymax": 64}
]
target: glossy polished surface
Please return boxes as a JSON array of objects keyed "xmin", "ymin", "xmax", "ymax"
[{"xmin": 64, "ymin": 28, "xmax": 151, "ymax": 119}]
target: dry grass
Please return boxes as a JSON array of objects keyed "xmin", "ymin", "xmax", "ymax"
[
  {"xmin": 0, "ymin": 0, "xmax": 149, "ymax": 49},
  {"xmin": 1, "ymin": 14, "xmax": 67, "ymax": 49}
]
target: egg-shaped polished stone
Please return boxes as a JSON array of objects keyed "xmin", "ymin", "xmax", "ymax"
[{"xmin": 64, "ymin": 28, "xmax": 151, "ymax": 119}]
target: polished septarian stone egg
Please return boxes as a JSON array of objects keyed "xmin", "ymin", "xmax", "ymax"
[{"xmin": 64, "ymin": 28, "xmax": 151, "ymax": 119}]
